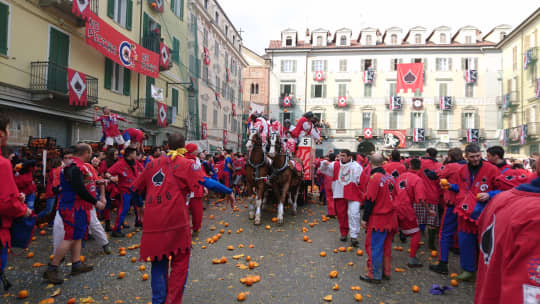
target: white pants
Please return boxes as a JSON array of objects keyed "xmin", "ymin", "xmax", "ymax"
[
  {"xmin": 105, "ymin": 135, "xmax": 125, "ymax": 146},
  {"xmin": 348, "ymin": 201, "xmax": 361, "ymax": 239},
  {"xmin": 52, "ymin": 208, "xmax": 109, "ymax": 253}
]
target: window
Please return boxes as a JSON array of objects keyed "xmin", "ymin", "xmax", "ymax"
[
  {"xmin": 415, "ymin": 33, "xmax": 422, "ymax": 44},
  {"xmin": 285, "ymin": 36, "xmax": 292, "ymax": 46},
  {"xmin": 232, "ymin": 35, "xmax": 235, "ymax": 45},
  {"xmin": 388, "ymin": 112, "xmax": 400, "ymax": 129},
  {"xmin": 170, "ymin": 0, "xmax": 184, "ymax": 20},
  {"xmin": 172, "ymin": 37, "xmax": 180, "ymax": 64},
  {"xmin": 171, "ymin": 88, "xmax": 179, "ymax": 115},
  {"xmin": 500, "ymin": 32, "xmax": 506, "ymax": 41},
  {"xmin": 311, "ymin": 84, "xmax": 326, "ymax": 98},
  {"xmin": 465, "ymin": 84, "xmax": 474, "ymax": 98},
  {"xmin": 204, "ymin": 0, "xmax": 208, "ymax": 9},
  {"xmin": 337, "ymin": 112, "xmax": 346, "ymax": 129},
  {"xmin": 280, "ymin": 83, "xmax": 295, "ymax": 97},
  {"xmin": 222, "ymin": 81, "xmax": 226, "ymax": 97},
  {"xmin": 362, "ymin": 112, "xmax": 372, "ymax": 129},
  {"xmin": 362, "ymin": 59, "xmax": 374, "ymax": 70},
  {"xmin": 364, "ymin": 84, "xmax": 372, "ymax": 97},
  {"xmin": 0, "ymin": 1, "xmax": 9, "ymax": 55},
  {"xmin": 214, "ymin": 11, "xmax": 219, "ymax": 24},
  {"xmin": 223, "ymin": 114, "xmax": 227, "ymax": 129},
  {"xmin": 465, "ymin": 36, "xmax": 472, "ymax": 44},
  {"xmin": 512, "ymin": 46, "xmax": 517, "ymax": 71},
  {"xmin": 411, "ymin": 112, "xmax": 423, "ymax": 128},
  {"xmin": 316, "ymin": 36, "xmax": 323, "ymax": 46},
  {"xmin": 201, "ymin": 103, "xmax": 207, "ymax": 122},
  {"xmin": 463, "ymin": 57, "xmax": 477, "ymax": 70},
  {"xmin": 338, "ymin": 83, "xmax": 347, "ymax": 96},
  {"xmin": 339, "ymin": 59, "xmax": 347, "ymax": 72},
  {"xmin": 440, "ymin": 33, "xmax": 447, "ymax": 44},
  {"xmin": 312, "ymin": 60, "xmax": 326, "ymax": 72},
  {"xmin": 438, "ymin": 82, "xmax": 448, "ymax": 96},
  {"xmin": 212, "ymin": 109, "xmax": 218, "ymax": 128},
  {"xmin": 224, "ymin": 52, "xmax": 229, "ymax": 68},
  {"xmin": 232, "ymin": 118, "xmax": 237, "ymax": 133},
  {"xmin": 250, "ymin": 83, "xmax": 259, "ymax": 95},
  {"xmin": 388, "ymin": 82, "xmax": 396, "ymax": 96},
  {"xmin": 438, "ymin": 111, "xmax": 451, "ymax": 130},
  {"xmin": 104, "ymin": 59, "xmax": 131, "ymax": 96},
  {"xmin": 340, "ymin": 35, "xmax": 347, "ymax": 46},
  {"xmin": 511, "ymin": 112, "xmax": 518, "ymax": 127},
  {"xmin": 436, "ymin": 58, "xmax": 451, "ymax": 71},
  {"xmin": 390, "ymin": 58, "xmax": 401, "ymax": 71},
  {"xmin": 366, "ymin": 35, "xmax": 372, "ymax": 45},
  {"xmin": 463, "ymin": 112, "xmax": 475, "ymax": 129},
  {"xmin": 225, "ymin": 25, "xmax": 228, "ymax": 36},
  {"xmin": 108, "ymin": 0, "xmax": 132, "ymax": 29},
  {"xmin": 281, "ymin": 60, "xmax": 296, "ymax": 73},
  {"xmin": 391, "ymin": 34, "xmax": 397, "ymax": 45}
]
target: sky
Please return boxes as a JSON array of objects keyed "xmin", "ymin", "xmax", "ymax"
[{"xmin": 219, "ymin": 0, "xmax": 539, "ymax": 55}]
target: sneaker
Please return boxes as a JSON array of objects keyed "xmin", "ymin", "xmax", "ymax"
[
  {"xmin": 457, "ymin": 271, "xmax": 475, "ymax": 281},
  {"xmin": 103, "ymin": 244, "xmax": 112, "ymax": 255},
  {"xmin": 350, "ymin": 238, "xmax": 359, "ymax": 248},
  {"xmin": 359, "ymin": 274, "xmax": 381, "ymax": 284},
  {"xmin": 339, "ymin": 235, "xmax": 347, "ymax": 242},
  {"xmin": 111, "ymin": 231, "xmax": 125, "ymax": 238},
  {"xmin": 407, "ymin": 257, "xmax": 423, "ymax": 268},
  {"xmin": 71, "ymin": 263, "xmax": 93, "ymax": 276},
  {"xmin": 429, "ymin": 262, "xmax": 449, "ymax": 275},
  {"xmin": 43, "ymin": 267, "xmax": 63, "ymax": 284}
]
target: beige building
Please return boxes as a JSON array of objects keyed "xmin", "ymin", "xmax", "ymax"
[
  {"xmin": 498, "ymin": 8, "xmax": 540, "ymax": 155},
  {"xmin": 0, "ymin": 0, "xmax": 193, "ymax": 147},
  {"xmin": 241, "ymin": 46, "xmax": 270, "ymax": 115},
  {"xmin": 266, "ymin": 25, "xmax": 511, "ymax": 156}
]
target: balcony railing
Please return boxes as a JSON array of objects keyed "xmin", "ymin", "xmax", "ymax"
[
  {"xmin": 458, "ymin": 128, "xmax": 485, "ymax": 139},
  {"xmin": 321, "ymin": 128, "xmax": 383, "ymax": 138},
  {"xmin": 39, "ymin": 0, "xmax": 98, "ymax": 26},
  {"xmin": 528, "ymin": 123, "xmax": 540, "ymax": 138},
  {"xmin": 30, "ymin": 61, "xmax": 98, "ymax": 105},
  {"xmin": 278, "ymin": 95, "xmax": 297, "ymax": 108},
  {"xmin": 501, "ymin": 91, "xmax": 520, "ymax": 112},
  {"xmin": 143, "ymin": 35, "xmax": 161, "ymax": 53},
  {"xmin": 435, "ymin": 96, "xmax": 454, "ymax": 110},
  {"xmin": 333, "ymin": 96, "xmax": 353, "ymax": 108},
  {"xmin": 132, "ymin": 99, "xmax": 157, "ymax": 120}
]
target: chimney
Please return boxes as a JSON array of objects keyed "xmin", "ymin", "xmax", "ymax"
[{"xmin": 306, "ymin": 28, "xmax": 310, "ymax": 37}]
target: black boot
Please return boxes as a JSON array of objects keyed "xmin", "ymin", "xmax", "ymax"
[
  {"xmin": 427, "ymin": 227, "xmax": 438, "ymax": 251},
  {"xmin": 1, "ymin": 272, "xmax": 12, "ymax": 291},
  {"xmin": 105, "ymin": 220, "xmax": 111, "ymax": 232},
  {"xmin": 429, "ymin": 261, "xmax": 449, "ymax": 275}
]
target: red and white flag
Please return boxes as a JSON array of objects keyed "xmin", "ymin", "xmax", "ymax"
[
  {"xmin": 201, "ymin": 122, "xmax": 208, "ymax": 139},
  {"xmin": 396, "ymin": 63, "xmax": 424, "ymax": 93},
  {"xmin": 466, "ymin": 128, "xmax": 479, "ymax": 143},
  {"xmin": 282, "ymin": 96, "xmax": 292, "ymax": 107},
  {"xmin": 363, "ymin": 128, "xmax": 373, "ymax": 139},
  {"xmin": 337, "ymin": 96, "xmax": 347, "ymax": 107},
  {"xmin": 223, "ymin": 130, "xmax": 228, "ymax": 146},
  {"xmin": 157, "ymin": 102, "xmax": 167, "ymax": 127},
  {"xmin": 314, "ymin": 71, "xmax": 324, "ymax": 82},
  {"xmin": 67, "ymin": 68, "xmax": 87, "ymax": 106},
  {"xmin": 203, "ymin": 47, "xmax": 211, "ymax": 65},
  {"xmin": 72, "ymin": 0, "xmax": 91, "ymax": 19},
  {"xmin": 159, "ymin": 42, "xmax": 170, "ymax": 70}
]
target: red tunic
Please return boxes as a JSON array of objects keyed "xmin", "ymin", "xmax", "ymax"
[
  {"xmin": 395, "ymin": 171, "xmax": 425, "ymax": 228},
  {"xmin": 99, "ymin": 160, "xmax": 118, "ymax": 197},
  {"xmin": 107, "ymin": 158, "xmax": 143, "ymax": 193},
  {"xmin": 0, "ymin": 153, "xmax": 28, "ymax": 247},
  {"xmin": 291, "ymin": 116, "xmax": 310, "ymax": 138},
  {"xmin": 365, "ymin": 172, "xmax": 398, "ymax": 232},
  {"xmin": 454, "ymin": 161, "xmax": 499, "ymax": 233},
  {"xmin": 383, "ymin": 161, "xmax": 406, "ymax": 178},
  {"xmin": 126, "ymin": 128, "xmax": 145, "ymax": 143},
  {"xmin": 132, "ymin": 156, "xmax": 205, "ymax": 261},
  {"xmin": 96, "ymin": 113, "xmax": 126, "ymax": 137},
  {"xmin": 494, "ymin": 168, "xmax": 530, "ymax": 191},
  {"xmin": 419, "ymin": 158, "xmax": 442, "ymax": 204},
  {"xmin": 439, "ymin": 162, "xmax": 465, "ymax": 205},
  {"xmin": 70, "ymin": 157, "xmax": 97, "ymax": 212},
  {"xmin": 475, "ymin": 188, "xmax": 540, "ymax": 304},
  {"xmin": 14, "ymin": 168, "xmax": 36, "ymax": 196},
  {"xmin": 330, "ymin": 160, "xmax": 363, "ymax": 202},
  {"xmin": 45, "ymin": 166, "xmax": 62, "ymax": 198},
  {"xmin": 494, "ymin": 162, "xmax": 512, "ymax": 174}
]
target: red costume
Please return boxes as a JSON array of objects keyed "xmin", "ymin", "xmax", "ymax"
[
  {"xmin": 126, "ymin": 128, "xmax": 145, "ymax": 143},
  {"xmin": 475, "ymin": 185, "xmax": 540, "ymax": 304},
  {"xmin": 14, "ymin": 168, "xmax": 36, "ymax": 196},
  {"xmin": 419, "ymin": 158, "xmax": 442, "ymax": 204},
  {"xmin": 108, "ymin": 157, "xmax": 143, "ymax": 231},
  {"xmin": 395, "ymin": 171, "xmax": 425, "ymax": 258},
  {"xmin": 493, "ymin": 168, "xmax": 530, "ymax": 191},
  {"xmin": 96, "ymin": 113, "xmax": 125, "ymax": 137},
  {"xmin": 45, "ymin": 166, "xmax": 62, "ymax": 199},
  {"xmin": 439, "ymin": 162, "xmax": 465, "ymax": 206},
  {"xmin": 383, "ymin": 161, "xmax": 406, "ymax": 178}
]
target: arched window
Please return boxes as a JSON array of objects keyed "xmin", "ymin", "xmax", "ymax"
[
  {"xmin": 391, "ymin": 34, "xmax": 397, "ymax": 45},
  {"xmin": 340, "ymin": 35, "xmax": 347, "ymax": 46},
  {"xmin": 440, "ymin": 33, "xmax": 446, "ymax": 44},
  {"xmin": 250, "ymin": 83, "xmax": 255, "ymax": 94},
  {"xmin": 255, "ymin": 84, "xmax": 259, "ymax": 94}
]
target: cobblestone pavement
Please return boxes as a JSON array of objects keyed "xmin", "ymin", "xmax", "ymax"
[{"xmin": 2, "ymin": 197, "xmax": 475, "ymax": 304}]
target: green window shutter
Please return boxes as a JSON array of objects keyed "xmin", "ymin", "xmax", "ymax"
[
  {"xmin": 171, "ymin": 0, "xmax": 175, "ymax": 12},
  {"xmin": 125, "ymin": 0, "xmax": 133, "ymax": 30},
  {"xmin": 104, "ymin": 58, "xmax": 113, "ymax": 89},
  {"xmin": 172, "ymin": 88, "xmax": 179, "ymax": 114},
  {"xmin": 0, "ymin": 2, "xmax": 8, "ymax": 55},
  {"xmin": 180, "ymin": 0, "xmax": 184, "ymax": 20},
  {"xmin": 172, "ymin": 37, "xmax": 180, "ymax": 64},
  {"xmin": 143, "ymin": 14, "xmax": 149, "ymax": 36},
  {"xmin": 323, "ymin": 85, "xmax": 327, "ymax": 98},
  {"xmin": 310, "ymin": 85, "xmax": 315, "ymax": 98},
  {"xmin": 107, "ymin": 0, "xmax": 114, "ymax": 19},
  {"xmin": 123, "ymin": 68, "xmax": 131, "ymax": 96}
]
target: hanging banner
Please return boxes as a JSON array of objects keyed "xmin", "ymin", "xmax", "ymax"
[
  {"xmin": 159, "ymin": 42, "xmax": 170, "ymax": 70},
  {"xmin": 396, "ymin": 63, "xmax": 424, "ymax": 93},
  {"xmin": 223, "ymin": 130, "xmax": 228, "ymax": 146},
  {"xmin": 157, "ymin": 102, "xmax": 167, "ymax": 127},
  {"xmin": 201, "ymin": 122, "xmax": 208, "ymax": 139},
  {"xmin": 67, "ymin": 68, "xmax": 87, "ymax": 106},
  {"xmin": 383, "ymin": 130, "xmax": 407, "ymax": 148},
  {"xmin": 85, "ymin": 13, "xmax": 159, "ymax": 78},
  {"xmin": 72, "ymin": 0, "xmax": 91, "ymax": 19},
  {"xmin": 151, "ymin": 84, "xmax": 164, "ymax": 101},
  {"xmin": 296, "ymin": 136, "xmax": 312, "ymax": 181}
]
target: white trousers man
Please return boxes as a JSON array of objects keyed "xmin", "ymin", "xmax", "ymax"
[{"xmin": 52, "ymin": 208, "xmax": 110, "ymax": 254}]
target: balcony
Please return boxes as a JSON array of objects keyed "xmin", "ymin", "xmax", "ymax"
[
  {"xmin": 143, "ymin": 35, "xmax": 161, "ymax": 53},
  {"xmin": 321, "ymin": 128, "xmax": 383, "ymax": 139},
  {"xmin": 131, "ymin": 99, "xmax": 157, "ymax": 121},
  {"xmin": 30, "ymin": 61, "xmax": 98, "ymax": 105},
  {"xmin": 333, "ymin": 96, "xmax": 353, "ymax": 108},
  {"xmin": 385, "ymin": 96, "xmax": 403, "ymax": 110},
  {"xmin": 502, "ymin": 91, "xmax": 520, "ymax": 112},
  {"xmin": 435, "ymin": 96, "xmax": 455, "ymax": 110},
  {"xmin": 407, "ymin": 128, "xmax": 432, "ymax": 138},
  {"xmin": 524, "ymin": 47, "xmax": 539, "ymax": 66},
  {"xmin": 458, "ymin": 128, "xmax": 486, "ymax": 139},
  {"xmin": 39, "ymin": 0, "xmax": 98, "ymax": 26},
  {"xmin": 528, "ymin": 123, "xmax": 540, "ymax": 138}
]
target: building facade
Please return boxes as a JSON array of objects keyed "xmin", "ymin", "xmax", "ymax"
[
  {"xmin": 188, "ymin": 0, "xmax": 246, "ymax": 152},
  {"xmin": 266, "ymin": 25, "xmax": 511, "ymax": 156},
  {"xmin": 498, "ymin": 8, "xmax": 540, "ymax": 155},
  {"xmin": 0, "ymin": 0, "xmax": 194, "ymax": 147},
  {"xmin": 241, "ymin": 46, "xmax": 270, "ymax": 115}
]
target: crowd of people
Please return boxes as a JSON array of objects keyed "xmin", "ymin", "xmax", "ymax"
[{"xmin": 1, "ymin": 107, "xmax": 540, "ymax": 303}]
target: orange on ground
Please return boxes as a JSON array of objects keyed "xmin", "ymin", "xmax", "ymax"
[
  {"xmin": 17, "ymin": 290, "xmax": 28, "ymax": 299},
  {"xmin": 26, "ymin": 252, "xmax": 34, "ymax": 258},
  {"xmin": 272, "ymin": 217, "xmax": 278, "ymax": 222},
  {"xmin": 67, "ymin": 298, "xmax": 76, "ymax": 304},
  {"xmin": 237, "ymin": 292, "xmax": 246, "ymax": 301},
  {"xmin": 80, "ymin": 255, "xmax": 86, "ymax": 263},
  {"xmin": 451, "ymin": 279, "xmax": 459, "ymax": 286},
  {"xmin": 303, "ymin": 235, "xmax": 309, "ymax": 241},
  {"xmin": 354, "ymin": 293, "xmax": 363, "ymax": 301},
  {"xmin": 248, "ymin": 261, "xmax": 256, "ymax": 269},
  {"xmin": 450, "ymin": 273, "xmax": 458, "ymax": 278},
  {"xmin": 338, "ymin": 247, "xmax": 346, "ymax": 252},
  {"xmin": 431, "ymin": 250, "xmax": 438, "ymax": 257},
  {"xmin": 220, "ymin": 256, "xmax": 227, "ymax": 264},
  {"xmin": 332, "ymin": 284, "xmax": 339, "ymax": 290},
  {"xmin": 118, "ymin": 272, "xmax": 126, "ymax": 279},
  {"xmin": 320, "ymin": 251, "xmax": 327, "ymax": 257},
  {"xmin": 131, "ymin": 257, "xmax": 137, "ymax": 263},
  {"xmin": 142, "ymin": 274, "xmax": 149, "ymax": 281},
  {"xmin": 412, "ymin": 285, "xmax": 420, "ymax": 292},
  {"xmin": 209, "ymin": 215, "xmax": 215, "ymax": 219},
  {"xmin": 139, "ymin": 265, "xmax": 146, "ymax": 271},
  {"xmin": 227, "ymin": 245, "xmax": 235, "ymax": 251},
  {"xmin": 119, "ymin": 250, "xmax": 126, "ymax": 256},
  {"xmin": 356, "ymin": 249, "xmax": 363, "ymax": 256},
  {"xmin": 329, "ymin": 270, "xmax": 338, "ymax": 278},
  {"xmin": 246, "ymin": 256, "xmax": 251, "ymax": 262},
  {"xmin": 40, "ymin": 230, "xmax": 46, "ymax": 235}
]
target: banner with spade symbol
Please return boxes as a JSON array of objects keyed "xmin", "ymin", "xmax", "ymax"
[
  {"xmin": 396, "ymin": 63, "xmax": 424, "ymax": 93},
  {"xmin": 67, "ymin": 68, "xmax": 87, "ymax": 106}
]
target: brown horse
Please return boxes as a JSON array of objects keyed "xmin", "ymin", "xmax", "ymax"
[
  {"xmin": 245, "ymin": 129, "xmax": 269, "ymax": 225},
  {"xmin": 267, "ymin": 133, "xmax": 302, "ymax": 225}
]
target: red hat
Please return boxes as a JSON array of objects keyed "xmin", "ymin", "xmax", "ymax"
[{"xmin": 185, "ymin": 143, "xmax": 198, "ymax": 153}]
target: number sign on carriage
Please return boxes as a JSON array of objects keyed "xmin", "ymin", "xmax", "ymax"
[{"xmin": 296, "ymin": 136, "xmax": 312, "ymax": 181}]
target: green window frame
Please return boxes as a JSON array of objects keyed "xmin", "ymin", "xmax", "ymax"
[
  {"xmin": 170, "ymin": 0, "xmax": 184, "ymax": 20},
  {"xmin": 104, "ymin": 58, "xmax": 130, "ymax": 96},
  {"xmin": 172, "ymin": 37, "xmax": 180, "ymax": 64},
  {"xmin": 171, "ymin": 87, "xmax": 179, "ymax": 115},
  {"xmin": 0, "ymin": 1, "xmax": 8, "ymax": 55},
  {"xmin": 107, "ymin": 0, "xmax": 132, "ymax": 30}
]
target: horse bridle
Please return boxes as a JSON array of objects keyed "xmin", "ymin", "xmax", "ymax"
[{"xmin": 247, "ymin": 132, "xmax": 268, "ymax": 182}]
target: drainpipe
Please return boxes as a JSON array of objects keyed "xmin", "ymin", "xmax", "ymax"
[{"xmin": 136, "ymin": 0, "xmax": 144, "ymax": 116}]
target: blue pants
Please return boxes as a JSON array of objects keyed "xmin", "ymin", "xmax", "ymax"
[
  {"xmin": 370, "ymin": 230, "xmax": 388, "ymax": 280},
  {"xmin": 458, "ymin": 231, "xmax": 477, "ymax": 272},
  {"xmin": 439, "ymin": 206, "xmax": 458, "ymax": 263},
  {"xmin": 25, "ymin": 193, "xmax": 35, "ymax": 210},
  {"xmin": 0, "ymin": 242, "xmax": 7, "ymax": 273},
  {"xmin": 151, "ymin": 251, "xmax": 190, "ymax": 304},
  {"xmin": 37, "ymin": 196, "xmax": 56, "ymax": 219},
  {"xmin": 115, "ymin": 192, "xmax": 136, "ymax": 232},
  {"xmin": 152, "ymin": 259, "xmax": 168, "ymax": 304}
]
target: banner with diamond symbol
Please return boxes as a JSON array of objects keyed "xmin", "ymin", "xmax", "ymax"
[
  {"xmin": 157, "ymin": 102, "xmax": 167, "ymax": 127},
  {"xmin": 68, "ymin": 68, "xmax": 87, "ymax": 106}
]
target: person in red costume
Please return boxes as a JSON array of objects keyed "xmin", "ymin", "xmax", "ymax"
[
  {"xmin": 395, "ymin": 158, "xmax": 433, "ymax": 268},
  {"xmin": 486, "ymin": 146, "xmax": 511, "ymax": 173},
  {"xmin": 453, "ymin": 143, "xmax": 499, "ymax": 281},
  {"xmin": 360, "ymin": 153, "xmax": 398, "ymax": 284},
  {"xmin": 44, "ymin": 143, "xmax": 106, "ymax": 284},
  {"xmin": 95, "ymin": 107, "xmax": 127, "ymax": 151},
  {"xmin": 38, "ymin": 158, "xmax": 62, "ymax": 220},
  {"xmin": 430, "ymin": 148, "xmax": 467, "ymax": 275},
  {"xmin": 418, "ymin": 147, "xmax": 442, "ymax": 250},
  {"xmin": 14, "ymin": 159, "xmax": 37, "ymax": 210},
  {"xmin": 290, "ymin": 112, "xmax": 321, "ymax": 140},
  {"xmin": 383, "ymin": 149, "xmax": 406, "ymax": 178},
  {"xmin": 132, "ymin": 133, "xmax": 234, "ymax": 304},
  {"xmin": 317, "ymin": 153, "xmax": 336, "ymax": 218},
  {"xmin": 184, "ymin": 143, "xmax": 205, "ymax": 236},
  {"xmin": 98, "ymin": 148, "xmax": 119, "ymax": 232},
  {"xmin": 123, "ymin": 128, "xmax": 146, "ymax": 153},
  {"xmin": 475, "ymin": 173, "xmax": 540, "ymax": 304},
  {"xmin": 0, "ymin": 115, "xmax": 32, "ymax": 291}
]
